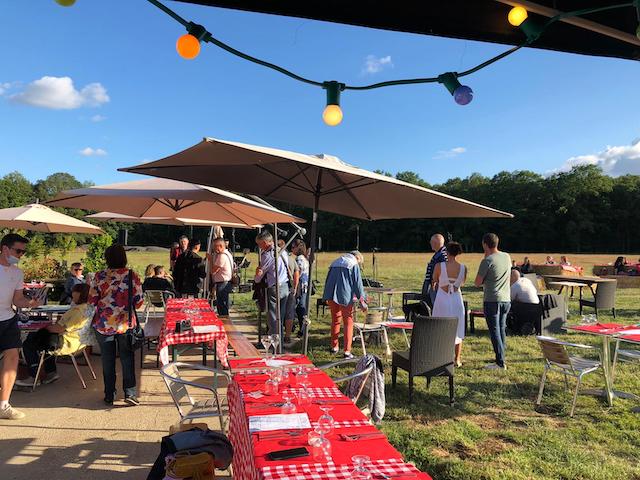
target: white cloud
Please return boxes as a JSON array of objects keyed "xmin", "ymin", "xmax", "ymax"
[
  {"xmin": 10, "ymin": 76, "xmax": 109, "ymax": 109},
  {"xmin": 551, "ymin": 140, "xmax": 640, "ymax": 176},
  {"xmin": 362, "ymin": 55, "xmax": 393, "ymax": 75},
  {"xmin": 433, "ymin": 147, "xmax": 467, "ymax": 159},
  {"xmin": 0, "ymin": 82, "xmax": 11, "ymax": 95},
  {"xmin": 79, "ymin": 147, "xmax": 107, "ymax": 157},
  {"xmin": 90, "ymin": 114, "xmax": 107, "ymax": 122}
]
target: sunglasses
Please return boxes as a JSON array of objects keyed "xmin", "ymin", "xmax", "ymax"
[
  {"xmin": 74, "ymin": 268, "xmax": 84, "ymax": 271},
  {"xmin": 10, "ymin": 247, "xmax": 27, "ymax": 255}
]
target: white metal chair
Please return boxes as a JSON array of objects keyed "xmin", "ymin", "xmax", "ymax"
[
  {"xmin": 535, "ymin": 335, "xmax": 602, "ymax": 417},
  {"xmin": 318, "ymin": 357, "xmax": 374, "ymax": 405},
  {"xmin": 140, "ymin": 290, "xmax": 175, "ymax": 368},
  {"xmin": 160, "ymin": 362, "xmax": 231, "ymax": 430},
  {"xmin": 354, "ymin": 307, "xmax": 391, "ymax": 356},
  {"xmin": 612, "ymin": 338, "xmax": 640, "ymax": 380},
  {"xmin": 32, "ymin": 345, "xmax": 96, "ymax": 391}
]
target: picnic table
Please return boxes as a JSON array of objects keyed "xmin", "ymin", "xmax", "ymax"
[
  {"xmin": 157, "ymin": 298, "xmax": 229, "ymax": 368},
  {"xmin": 227, "ymin": 354, "xmax": 431, "ymax": 480},
  {"xmin": 566, "ymin": 323, "xmax": 640, "ymax": 405}
]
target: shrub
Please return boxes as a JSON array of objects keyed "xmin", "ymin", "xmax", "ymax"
[
  {"xmin": 54, "ymin": 234, "xmax": 77, "ymax": 260},
  {"xmin": 26, "ymin": 233, "xmax": 48, "ymax": 258},
  {"xmin": 82, "ymin": 234, "xmax": 113, "ymax": 273},
  {"xmin": 21, "ymin": 256, "xmax": 66, "ymax": 281}
]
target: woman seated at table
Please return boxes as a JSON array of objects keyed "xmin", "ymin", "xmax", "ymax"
[
  {"xmin": 520, "ymin": 257, "xmax": 533, "ymax": 274},
  {"xmin": 614, "ymin": 256, "xmax": 628, "ymax": 275},
  {"xmin": 560, "ymin": 256, "xmax": 571, "ymax": 266},
  {"xmin": 16, "ymin": 284, "xmax": 92, "ymax": 387},
  {"xmin": 545, "ymin": 255, "xmax": 556, "ymax": 265}
]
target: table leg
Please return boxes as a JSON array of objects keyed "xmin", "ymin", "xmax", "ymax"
[
  {"xmin": 202, "ymin": 342, "xmax": 207, "ymax": 366},
  {"xmin": 602, "ymin": 336, "xmax": 614, "ymax": 406},
  {"xmin": 172, "ymin": 345, "xmax": 177, "ymax": 363},
  {"xmin": 382, "ymin": 327, "xmax": 392, "ymax": 357}
]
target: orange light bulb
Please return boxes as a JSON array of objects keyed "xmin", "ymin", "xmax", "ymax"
[
  {"xmin": 176, "ymin": 33, "xmax": 201, "ymax": 60},
  {"xmin": 56, "ymin": 0, "xmax": 76, "ymax": 6},
  {"xmin": 322, "ymin": 104, "xmax": 343, "ymax": 126},
  {"xmin": 508, "ymin": 6, "xmax": 528, "ymax": 27}
]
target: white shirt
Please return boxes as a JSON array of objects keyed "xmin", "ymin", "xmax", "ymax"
[
  {"xmin": 510, "ymin": 277, "xmax": 539, "ymax": 304},
  {"xmin": 212, "ymin": 249, "xmax": 233, "ymax": 283},
  {"xmin": 0, "ymin": 264, "xmax": 24, "ymax": 321}
]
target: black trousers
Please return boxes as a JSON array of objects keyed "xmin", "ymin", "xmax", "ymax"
[{"xmin": 22, "ymin": 329, "xmax": 61, "ymax": 377}]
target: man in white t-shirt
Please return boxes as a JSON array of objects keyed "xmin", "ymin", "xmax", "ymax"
[
  {"xmin": 0, "ymin": 234, "xmax": 42, "ymax": 420},
  {"xmin": 510, "ymin": 269, "xmax": 540, "ymax": 305}
]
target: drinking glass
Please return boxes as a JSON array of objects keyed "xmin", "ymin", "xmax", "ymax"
[
  {"xmin": 350, "ymin": 455, "xmax": 372, "ymax": 480},
  {"xmin": 317, "ymin": 406, "xmax": 334, "ymax": 436},
  {"xmin": 261, "ymin": 336, "xmax": 272, "ymax": 357},
  {"xmin": 297, "ymin": 384, "xmax": 311, "ymax": 406},
  {"xmin": 310, "ymin": 432, "xmax": 332, "ymax": 462},
  {"xmin": 281, "ymin": 389, "xmax": 296, "ymax": 414},
  {"xmin": 270, "ymin": 334, "xmax": 280, "ymax": 357},
  {"xmin": 271, "ymin": 367, "xmax": 284, "ymax": 385},
  {"xmin": 296, "ymin": 365, "xmax": 309, "ymax": 385}
]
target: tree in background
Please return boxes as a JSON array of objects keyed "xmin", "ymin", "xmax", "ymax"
[
  {"xmin": 0, "ymin": 172, "xmax": 34, "ymax": 208},
  {"xmin": 54, "ymin": 234, "xmax": 77, "ymax": 261},
  {"xmin": 82, "ymin": 235, "xmax": 113, "ymax": 273}
]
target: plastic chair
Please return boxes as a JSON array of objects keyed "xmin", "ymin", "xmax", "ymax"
[
  {"xmin": 318, "ymin": 357, "xmax": 374, "ymax": 404},
  {"xmin": 160, "ymin": 362, "xmax": 231, "ymax": 430},
  {"xmin": 391, "ymin": 315, "xmax": 457, "ymax": 405},
  {"xmin": 535, "ymin": 336, "xmax": 602, "ymax": 417}
]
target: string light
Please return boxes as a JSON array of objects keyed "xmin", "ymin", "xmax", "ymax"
[
  {"xmin": 508, "ymin": 6, "xmax": 528, "ymax": 27},
  {"xmin": 144, "ymin": 0, "xmax": 635, "ymax": 125},
  {"xmin": 55, "ymin": 0, "xmax": 76, "ymax": 6},
  {"xmin": 322, "ymin": 81, "xmax": 345, "ymax": 126},
  {"xmin": 438, "ymin": 73, "xmax": 474, "ymax": 105}
]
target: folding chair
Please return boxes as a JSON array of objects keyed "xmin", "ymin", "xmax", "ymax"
[{"xmin": 535, "ymin": 335, "xmax": 602, "ymax": 417}]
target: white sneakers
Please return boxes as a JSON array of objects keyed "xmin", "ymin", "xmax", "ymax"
[{"xmin": 0, "ymin": 404, "xmax": 25, "ymax": 420}]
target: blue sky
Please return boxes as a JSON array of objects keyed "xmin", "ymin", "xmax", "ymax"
[{"xmin": 1, "ymin": 0, "xmax": 639, "ymax": 187}]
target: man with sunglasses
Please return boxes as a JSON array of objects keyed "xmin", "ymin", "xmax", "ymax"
[
  {"xmin": 0, "ymin": 233, "xmax": 42, "ymax": 419},
  {"xmin": 60, "ymin": 262, "xmax": 84, "ymax": 305}
]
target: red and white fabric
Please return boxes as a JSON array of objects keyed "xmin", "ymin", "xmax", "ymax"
[
  {"xmin": 227, "ymin": 354, "xmax": 432, "ymax": 480},
  {"xmin": 157, "ymin": 298, "xmax": 229, "ymax": 367}
]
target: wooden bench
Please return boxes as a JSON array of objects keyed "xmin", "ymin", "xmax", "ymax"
[{"xmin": 220, "ymin": 317, "xmax": 261, "ymax": 358}]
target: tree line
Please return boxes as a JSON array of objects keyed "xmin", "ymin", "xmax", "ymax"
[{"xmin": 1, "ymin": 164, "xmax": 639, "ymax": 254}]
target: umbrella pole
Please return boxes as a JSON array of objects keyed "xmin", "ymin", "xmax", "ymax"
[
  {"xmin": 303, "ymin": 182, "xmax": 322, "ymax": 355},
  {"xmin": 273, "ymin": 222, "xmax": 282, "ymax": 354}
]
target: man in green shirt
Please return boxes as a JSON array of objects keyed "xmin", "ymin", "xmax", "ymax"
[{"xmin": 474, "ymin": 233, "xmax": 512, "ymax": 370}]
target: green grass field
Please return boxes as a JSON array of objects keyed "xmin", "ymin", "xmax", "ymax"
[{"xmin": 73, "ymin": 249, "xmax": 640, "ymax": 479}]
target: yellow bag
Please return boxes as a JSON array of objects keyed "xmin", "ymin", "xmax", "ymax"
[{"xmin": 165, "ymin": 451, "xmax": 215, "ymax": 480}]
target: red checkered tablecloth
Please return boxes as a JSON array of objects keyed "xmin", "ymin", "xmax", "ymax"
[
  {"xmin": 227, "ymin": 354, "xmax": 432, "ymax": 480},
  {"xmin": 157, "ymin": 298, "xmax": 229, "ymax": 367},
  {"xmin": 567, "ymin": 323, "xmax": 639, "ymax": 336}
]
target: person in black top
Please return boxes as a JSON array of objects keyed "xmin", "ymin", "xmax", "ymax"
[
  {"xmin": 614, "ymin": 256, "xmax": 627, "ymax": 275},
  {"xmin": 520, "ymin": 257, "xmax": 532, "ymax": 274},
  {"xmin": 173, "ymin": 238, "xmax": 206, "ymax": 297},
  {"xmin": 142, "ymin": 265, "xmax": 176, "ymax": 306}
]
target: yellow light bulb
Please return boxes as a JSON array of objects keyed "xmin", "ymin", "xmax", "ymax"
[
  {"xmin": 508, "ymin": 6, "xmax": 528, "ymax": 27},
  {"xmin": 56, "ymin": 0, "xmax": 76, "ymax": 6},
  {"xmin": 322, "ymin": 104, "xmax": 343, "ymax": 126},
  {"xmin": 176, "ymin": 33, "xmax": 201, "ymax": 60}
]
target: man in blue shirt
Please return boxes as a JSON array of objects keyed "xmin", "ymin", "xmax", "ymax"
[
  {"xmin": 421, "ymin": 233, "xmax": 448, "ymax": 308},
  {"xmin": 254, "ymin": 231, "xmax": 289, "ymax": 338},
  {"xmin": 322, "ymin": 251, "xmax": 367, "ymax": 358}
]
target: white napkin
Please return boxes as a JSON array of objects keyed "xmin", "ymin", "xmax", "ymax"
[
  {"xmin": 248, "ymin": 413, "xmax": 311, "ymax": 432},
  {"xmin": 192, "ymin": 325, "xmax": 219, "ymax": 334},
  {"xmin": 265, "ymin": 359, "xmax": 294, "ymax": 367},
  {"xmin": 620, "ymin": 329, "xmax": 640, "ymax": 336}
]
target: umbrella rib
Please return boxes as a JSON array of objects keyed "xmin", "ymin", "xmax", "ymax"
[
  {"xmin": 326, "ymin": 170, "xmax": 373, "ymax": 220},
  {"xmin": 322, "ymin": 179, "xmax": 379, "ymax": 196},
  {"xmin": 257, "ymin": 165, "xmax": 315, "ymax": 195}
]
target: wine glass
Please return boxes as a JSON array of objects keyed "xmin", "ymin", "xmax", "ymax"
[
  {"xmin": 317, "ymin": 406, "xmax": 334, "ymax": 436},
  {"xmin": 270, "ymin": 334, "xmax": 280, "ymax": 357},
  {"xmin": 281, "ymin": 389, "xmax": 296, "ymax": 414},
  {"xmin": 271, "ymin": 367, "xmax": 284, "ymax": 385},
  {"xmin": 296, "ymin": 365, "xmax": 309, "ymax": 385},
  {"xmin": 309, "ymin": 427, "xmax": 332, "ymax": 462},
  {"xmin": 261, "ymin": 335, "xmax": 272, "ymax": 358},
  {"xmin": 297, "ymin": 384, "xmax": 311, "ymax": 406},
  {"xmin": 350, "ymin": 455, "xmax": 372, "ymax": 480}
]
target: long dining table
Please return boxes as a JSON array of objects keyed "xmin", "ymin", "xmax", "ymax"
[{"xmin": 227, "ymin": 354, "xmax": 431, "ymax": 480}]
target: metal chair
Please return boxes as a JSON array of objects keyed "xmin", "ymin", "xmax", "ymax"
[
  {"xmin": 318, "ymin": 357, "xmax": 374, "ymax": 404},
  {"xmin": 160, "ymin": 362, "xmax": 231, "ymax": 430},
  {"xmin": 140, "ymin": 290, "xmax": 175, "ymax": 368},
  {"xmin": 612, "ymin": 338, "xmax": 640, "ymax": 381},
  {"xmin": 32, "ymin": 346, "xmax": 96, "ymax": 391},
  {"xmin": 353, "ymin": 308, "xmax": 391, "ymax": 357},
  {"xmin": 391, "ymin": 315, "xmax": 457, "ymax": 405},
  {"xmin": 535, "ymin": 336, "xmax": 602, "ymax": 417},
  {"xmin": 579, "ymin": 280, "xmax": 617, "ymax": 318}
]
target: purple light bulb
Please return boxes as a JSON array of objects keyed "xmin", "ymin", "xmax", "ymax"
[{"xmin": 453, "ymin": 85, "xmax": 473, "ymax": 105}]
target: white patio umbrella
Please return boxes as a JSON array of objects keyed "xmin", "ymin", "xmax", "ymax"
[
  {"xmin": 46, "ymin": 178, "xmax": 304, "ymax": 225},
  {"xmin": 86, "ymin": 211, "xmax": 262, "ymax": 229},
  {"xmin": 0, "ymin": 203, "xmax": 103, "ymax": 234},
  {"xmin": 120, "ymin": 137, "xmax": 513, "ymax": 353}
]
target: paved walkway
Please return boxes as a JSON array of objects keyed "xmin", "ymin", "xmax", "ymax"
[{"xmin": 0, "ymin": 309, "xmax": 259, "ymax": 480}]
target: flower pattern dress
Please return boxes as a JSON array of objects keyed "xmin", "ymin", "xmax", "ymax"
[{"xmin": 89, "ymin": 268, "xmax": 144, "ymax": 335}]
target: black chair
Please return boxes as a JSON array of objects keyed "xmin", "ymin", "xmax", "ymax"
[
  {"xmin": 579, "ymin": 280, "xmax": 617, "ymax": 318},
  {"xmin": 391, "ymin": 315, "xmax": 457, "ymax": 405},
  {"xmin": 401, "ymin": 292, "xmax": 429, "ymax": 320}
]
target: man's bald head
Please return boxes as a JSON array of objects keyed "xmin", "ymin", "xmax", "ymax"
[
  {"xmin": 430, "ymin": 234, "xmax": 445, "ymax": 252},
  {"xmin": 510, "ymin": 269, "xmax": 521, "ymax": 285}
]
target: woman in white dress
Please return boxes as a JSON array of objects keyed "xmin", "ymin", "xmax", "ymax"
[{"xmin": 431, "ymin": 242, "xmax": 466, "ymax": 367}]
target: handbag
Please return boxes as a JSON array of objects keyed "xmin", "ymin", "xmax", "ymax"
[{"xmin": 125, "ymin": 270, "xmax": 145, "ymax": 351}]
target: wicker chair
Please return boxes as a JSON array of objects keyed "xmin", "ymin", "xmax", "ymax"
[
  {"xmin": 391, "ymin": 315, "xmax": 457, "ymax": 404},
  {"xmin": 578, "ymin": 280, "xmax": 617, "ymax": 318},
  {"xmin": 535, "ymin": 336, "xmax": 602, "ymax": 417}
]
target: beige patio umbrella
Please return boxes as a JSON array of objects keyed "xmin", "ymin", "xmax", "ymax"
[
  {"xmin": 86, "ymin": 211, "xmax": 262, "ymax": 229},
  {"xmin": 46, "ymin": 178, "xmax": 304, "ymax": 225},
  {"xmin": 120, "ymin": 137, "xmax": 513, "ymax": 352},
  {"xmin": 0, "ymin": 203, "xmax": 103, "ymax": 234}
]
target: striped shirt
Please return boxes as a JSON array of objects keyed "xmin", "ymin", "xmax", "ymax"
[{"xmin": 424, "ymin": 246, "xmax": 448, "ymax": 285}]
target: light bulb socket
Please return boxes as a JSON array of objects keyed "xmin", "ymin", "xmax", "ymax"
[
  {"xmin": 519, "ymin": 17, "xmax": 544, "ymax": 42},
  {"xmin": 437, "ymin": 72, "xmax": 462, "ymax": 95},
  {"xmin": 186, "ymin": 22, "xmax": 209, "ymax": 42},
  {"xmin": 323, "ymin": 81, "xmax": 345, "ymax": 106}
]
